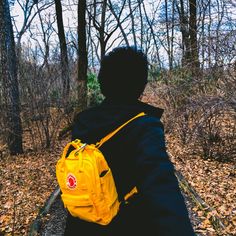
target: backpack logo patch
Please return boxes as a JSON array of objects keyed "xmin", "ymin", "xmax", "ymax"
[{"xmin": 66, "ymin": 173, "xmax": 77, "ymax": 189}]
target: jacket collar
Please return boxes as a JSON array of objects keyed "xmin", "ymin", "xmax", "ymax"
[{"xmin": 101, "ymin": 98, "xmax": 164, "ymax": 119}]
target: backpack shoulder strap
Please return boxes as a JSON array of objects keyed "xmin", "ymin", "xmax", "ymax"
[{"xmin": 96, "ymin": 112, "xmax": 146, "ymax": 148}]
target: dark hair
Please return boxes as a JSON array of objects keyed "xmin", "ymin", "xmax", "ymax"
[{"xmin": 98, "ymin": 46, "xmax": 148, "ymax": 101}]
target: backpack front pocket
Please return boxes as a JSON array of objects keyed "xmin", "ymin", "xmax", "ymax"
[{"xmin": 61, "ymin": 193, "xmax": 98, "ymax": 222}]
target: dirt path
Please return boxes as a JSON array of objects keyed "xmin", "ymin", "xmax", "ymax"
[{"xmin": 35, "ymin": 182, "xmax": 205, "ymax": 236}]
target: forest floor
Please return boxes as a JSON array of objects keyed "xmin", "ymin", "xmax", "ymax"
[
  {"xmin": 0, "ymin": 97, "xmax": 236, "ymax": 236},
  {"xmin": 167, "ymin": 135, "xmax": 236, "ymax": 236},
  {"xmin": 0, "ymin": 138, "xmax": 69, "ymax": 236},
  {"xmin": 1, "ymin": 129, "xmax": 235, "ymax": 236}
]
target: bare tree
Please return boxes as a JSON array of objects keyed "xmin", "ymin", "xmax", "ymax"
[
  {"xmin": 0, "ymin": 0, "xmax": 23, "ymax": 155},
  {"xmin": 142, "ymin": 1, "xmax": 161, "ymax": 67},
  {"xmin": 138, "ymin": 0, "xmax": 144, "ymax": 49},
  {"xmin": 175, "ymin": 0, "xmax": 199, "ymax": 71},
  {"xmin": 55, "ymin": 0, "xmax": 70, "ymax": 98},
  {"xmin": 128, "ymin": 0, "xmax": 137, "ymax": 48},
  {"xmin": 25, "ymin": 9, "xmax": 59, "ymax": 148},
  {"xmin": 77, "ymin": 0, "xmax": 88, "ymax": 110},
  {"xmin": 189, "ymin": 0, "xmax": 200, "ymax": 71},
  {"xmin": 175, "ymin": 0, "xmax": 191, "ymax": 67},
  {"xmin": 13, "ymin": 0, "xmax": 54, "ymax": 56},
  {"xmin": 87, "ymin": 0, "xmax": 143, "ymax": 60},
  {"xmin": 107, "ymin": 0, "xmax": 130, "ymax": 48},
  {"xmin": 198, "ymin": 0, "xmax": 210, "ymax": 69},
  {"xmin": 164, "ymin": 0, "xmax": 174, "ymax": 69}
]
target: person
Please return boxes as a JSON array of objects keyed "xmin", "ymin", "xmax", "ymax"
[{"xmin": 64, "ymin": 46, "xmax": 195, "ymax": 235}]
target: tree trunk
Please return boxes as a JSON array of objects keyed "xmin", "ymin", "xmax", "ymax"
[
  {"xmin": 138, "ymin": 0, "xmax": 143, "ymax": 50},
  {"xmin": 77, "ymin": 0, "xmax": 88, "ymax": 110},
  {"xmin": 0, "ymin": 0, "xmax": 23, "ymax": 155},
  {"xmin": 189, "ymin": 0, "xmax": 200, "ymax": 72},
  {"xmin": 100, "ymin": 0, "xmax": 108, "ymax": 59},
  {"xmin": 128, "ymin": 0, "xmax": 137, "ymax": 48},
  {"xmin": 165, "ymin": 0, "xmax": 173, "ymax": 70},
  {"xmin": 175, "ymin": 0, "xmax": 190, "ymax": 67},
  {"xmin": 55, "ymin": 0, "xmax": 70, "ymax": 98}
]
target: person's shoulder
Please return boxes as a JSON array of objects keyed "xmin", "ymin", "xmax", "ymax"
[
  {"xmin": 136, "ymin": 100, "xmax": 164, "ymax": 119},
  {"xmin": 131, "ymin": 114, "xmax": 164, "ymax": 133},
  {"xmin": 73, "ymin": 105, "xmax": 101, "ymax": 123}
]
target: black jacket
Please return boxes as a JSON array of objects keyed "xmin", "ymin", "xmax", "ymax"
[{"xmin": 64, "ymin": 99, "xmax": 195, "ymax": 236}]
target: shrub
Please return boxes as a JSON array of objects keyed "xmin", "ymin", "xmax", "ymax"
[{"xmin": 87, "ymin": 72, "xmax": 104, "ymax": 107}]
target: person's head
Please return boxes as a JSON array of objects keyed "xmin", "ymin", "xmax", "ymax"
[{"xmin": 98, "ymin": 46, "xmax": 148, "ymax": 101}]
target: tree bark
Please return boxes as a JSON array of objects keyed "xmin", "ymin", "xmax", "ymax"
[
  {"xmin": 55, "ymin": 0, "xmax": 70, "ymax": 98},
  {"xmin": 189, "ymin": 0, "xmax": 200, "ymax": 71},
  {"xmin": 165, "ymin": 0, "xmax": 173, "ymax": 69},
  {"xmin": 176, "ymin": 0, "xmax": 200, "ymax": 71},
  {"xmin": 138, "ymin": 0, "xmax": 143, "ymax": 49},
  {"xmin": 128, "ymin": 0, "xmax": 137, "ymax": 48},
  {"xmin": 99, "ymin": 0, "xmax": 108, "ymax": 59},
  {"xmin": 0, "ymin": 0, "xmax": 23, "ymax": 155},
  {"xmin": 77, "ymin": 0, "xmax": 88, "ymax": 110},
  {"xmin": 175, "ymin": 0, "xmax": 191, "ymax": 67}
]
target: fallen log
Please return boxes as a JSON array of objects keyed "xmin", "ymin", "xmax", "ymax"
[{"xmin": 28, "ymin": 186, "xmax": 61, "ymax": 236}]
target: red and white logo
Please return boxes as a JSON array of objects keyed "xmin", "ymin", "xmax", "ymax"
[{"xmin": 66, "ymin": 174, "xmax": 77, "ymax": 189}]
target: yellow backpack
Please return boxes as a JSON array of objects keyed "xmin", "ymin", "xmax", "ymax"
[{"xmin": 56, "ymin": 112, "xmax": 145, "ymax": 225}]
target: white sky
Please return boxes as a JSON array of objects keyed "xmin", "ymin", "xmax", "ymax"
[{"xmin": 10, "ymin": 0, "xmax": 236, "ymax": 68}]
